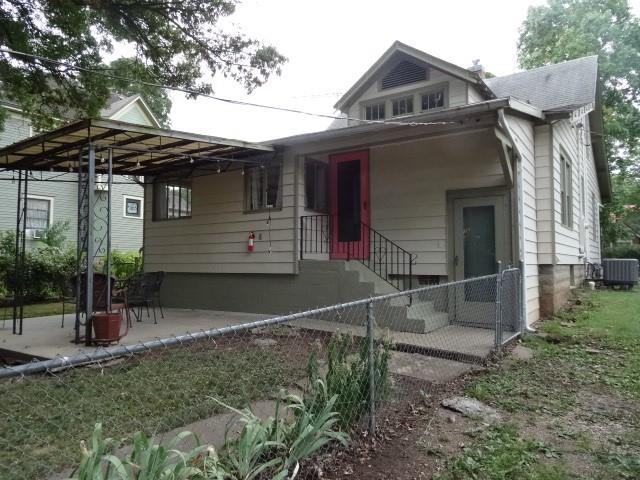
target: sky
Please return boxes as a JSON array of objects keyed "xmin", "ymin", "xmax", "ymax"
[{"xmin": 168, "ymin": 0, "xmax": 640, "ymax": 143}]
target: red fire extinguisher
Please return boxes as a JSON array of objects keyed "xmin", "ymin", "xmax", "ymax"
[{"xmin": 248, "ymin": 232, "xmax": 255, "ymax": 253}]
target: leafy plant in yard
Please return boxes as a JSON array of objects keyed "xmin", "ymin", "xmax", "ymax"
[
  {"xmin": 306, "ymin": 333, "xmax": 391, "ymax": 430},
  {"xmin": 70, "ymin": 423, "xmax": 207, "ymax": 480},
  {"xmin": 110, "ymin": 250, "xmax": 144, "ymax": 280}
]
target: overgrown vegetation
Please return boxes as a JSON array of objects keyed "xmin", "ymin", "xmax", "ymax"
[{"xmin": 306, "ymin": 333, "xmax": 391, "ymax": 430}]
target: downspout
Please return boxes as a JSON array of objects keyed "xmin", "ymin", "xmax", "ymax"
[{"xmin": 498, "ymin": 110, "xmax": 531, "ymax": 332}]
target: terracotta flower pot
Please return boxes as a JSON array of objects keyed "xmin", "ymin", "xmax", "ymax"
[{"xmin": 92, "ymin": 312, "xmax": 126, "ymax": 344}]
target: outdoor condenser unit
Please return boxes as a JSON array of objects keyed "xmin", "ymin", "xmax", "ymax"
[{"xmin": 602, "ymin": 258, "xmax": 639, "ymax": 289}]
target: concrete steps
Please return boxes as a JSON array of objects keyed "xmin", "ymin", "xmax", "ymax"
[{"xmin": 299, "ymin": 260, "xmax": 450, "ymax": 334}]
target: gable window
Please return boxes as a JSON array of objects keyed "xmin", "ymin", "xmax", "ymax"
[
  {"xmin": 245, "ymin": 161, "xmax": 282, "ymax": 211},
  {"xmin": 26, "ymin": 196, "xmax": 52, "ymax": 232},
  {"xmin": 391, "ymin": 95, "xmax": 414, "ymax": 117},
  {"xmin": 123, "ymin": 195, "xmax": 143, "ymax": 219},
  {"xmin": 381, "ymin": 61, "xmax": 427, "ymax": 90},
  {"xmin": 153, "ymin": 180, "xmax": 191, "ymax": 220},
  {"xmin": 364, "ymin": 102, "xmax": 385, "ymax": 121},
  {"xmin": 421, "ymin": 89, "xmax": 445, "ymax": 111},
  {"xmin": 560, "ymin": 154, "xmax": 573, "ymax": 228},
  {"xmin": 305, "ymin": 160, "xmax": 328, "ymax": 212}
]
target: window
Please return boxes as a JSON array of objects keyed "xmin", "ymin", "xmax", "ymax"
[
  {"xmin": 391, "ymin": 95, "xmax": 414, "ymax": 116},
  {"xmin": 245, "ymin": 161, "xmax": 282, "ymax": 211},
  {"xmin": 560, "ymin": 154, "xmax": 573, "ymax": 227},
  {"xmin": 421, "ymin": 89, "xmax": 445, "ymax": 110},
  {"xmin": 153, "ymin": 180, "xmax": 191, "ymax": 220},
  {"xmin": 364, "ymin": 102, "xmax": 385, "ymax": 121},
  {"xmin": 381, "ymin": 61, "xmax": 427, "ymax": 90},
  {"xmin": 123, "ymin": 195, "xmax": 143, "ymax": 219},
  {"xmin": 26, "ymin": 196, "xmax": 52, "ymax": 230},
  {"xmin": 305, "ymin": 160, "xmax": 328, "ymax": 212}
]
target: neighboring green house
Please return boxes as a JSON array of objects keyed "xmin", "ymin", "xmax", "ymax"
[{"xmin": 0, "ymin": 94, "xmax": 159, "ymax": 253}]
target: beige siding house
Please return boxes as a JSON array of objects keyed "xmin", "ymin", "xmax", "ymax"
[{"xmin": 145, "ymin": 42, "xmax": 610, "ymax": 327}]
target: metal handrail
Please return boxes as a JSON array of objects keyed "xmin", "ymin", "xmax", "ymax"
[{"xmin": 300, "ymin": 215, "xmax": 416, "ymax": 291}]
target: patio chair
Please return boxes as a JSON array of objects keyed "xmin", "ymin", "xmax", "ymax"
[
  {"xmin": 59, "ymin": 276, "xmax": 76, "ymax": 328},
  {"xmin": 120, "ymin": 271, "xmax": 165, "ymax": 325}
]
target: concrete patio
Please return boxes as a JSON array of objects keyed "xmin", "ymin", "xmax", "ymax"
[{"xmin": 0, "ymin": 306, "xmax": 514, "ymax": 365}]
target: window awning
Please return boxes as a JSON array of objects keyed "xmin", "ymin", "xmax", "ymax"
[{"xmin": 0, "ymin": 118, "xmax": 274, "ymax": 176}]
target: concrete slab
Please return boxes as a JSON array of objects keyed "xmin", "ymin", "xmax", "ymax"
[
  {"xmin": 0, "ymin": 308, "xmax": 270, "ymax": 361},
  {"xmin": 388, "ymin": 351, "xmax": 484, "ymax": 383}
]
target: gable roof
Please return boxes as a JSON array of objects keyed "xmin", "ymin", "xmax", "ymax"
[
  {"xmin": 334, "ymin": 41, "xmax": 493, "ymax": 112},
  {"xmin": 100, "ymin": 94, "xmax": 161, "ymax": 127},
  {"xmin": 485, "ymin": 56, "xmax": 598, "ymax": 112}
]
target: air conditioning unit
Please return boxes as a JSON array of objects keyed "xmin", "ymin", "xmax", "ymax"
[
  {"xmin": 603, "ymin": 258, "xmax": 639, "ymax": 289},
  {"xmin": 27, "ymin": 229, "xmax": 47, "ymax": 239},
  {"xmin": 95, "ymin": 173, "xmax": 109, "ymax": 191}
]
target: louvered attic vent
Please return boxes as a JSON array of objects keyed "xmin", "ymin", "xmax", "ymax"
[{"xmin": 381, "ymin": 61, "xmax": 428, "ymax": 89}]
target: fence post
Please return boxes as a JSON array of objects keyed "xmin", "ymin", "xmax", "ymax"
[
  {"xmin": 366, "ymin": 300, "xmax": 376, "ymax": 434},
  {"xmin": 299, "ymin": 216, "xmax": 304, "ymax": 260},
  {"xmin": 494, "ymin": 273, "xmax": 503, "ymax": 352}
]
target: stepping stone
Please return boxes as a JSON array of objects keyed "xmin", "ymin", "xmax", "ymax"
[
  {"xmin": 441, "ymin": 396, "xmax": 501, "ymax": 423},
  {"xmin": 388, "ymin": 351, "xmax": 483, "ymax": 384}
]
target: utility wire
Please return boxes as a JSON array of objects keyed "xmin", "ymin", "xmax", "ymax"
[{"xmin": 0, "ymin": 47, "xmax": 456, "ymax": 129}]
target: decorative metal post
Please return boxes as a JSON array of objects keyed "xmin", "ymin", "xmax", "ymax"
[
  {"xmin": 367, "ymin": 300, "xmax": 376, "ymax": 434},
  {"xmin": 12, "ymin": 169, "xmax": 27, "ymax": 335},
  {"xmin": 106, "ymin": 148, "xmax": 113, "ymax": 310},
  {"xmin": 84, "ymin": 142, "xmax": 96, "ymax": 346}
]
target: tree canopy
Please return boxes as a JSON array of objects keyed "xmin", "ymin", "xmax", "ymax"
[
  {"xmin": 0, "ymin": 0, "xmax": 286, "ymax": 129},
  {"xmin": 518, "ymin": 0, "xmax": 640, "ymax": 243}
]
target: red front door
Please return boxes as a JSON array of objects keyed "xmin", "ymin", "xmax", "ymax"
[{"xmin": 329, "ymin": 150, "xmax": 370, "ymax": 259}]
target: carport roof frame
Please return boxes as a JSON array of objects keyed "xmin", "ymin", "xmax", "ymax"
[{"xmin": 0, "ymin": 117, "xmax": 274, "ymax": 175}]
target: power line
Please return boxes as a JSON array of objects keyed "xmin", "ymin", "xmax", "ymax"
[{"xmin": 0, "ymin": 47, "xmax": 456, "ymax": 129}]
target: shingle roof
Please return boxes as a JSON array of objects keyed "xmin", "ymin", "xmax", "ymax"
[{"xmin": 485, "ymin": 55, "xmax": 598, "ymax": 112}]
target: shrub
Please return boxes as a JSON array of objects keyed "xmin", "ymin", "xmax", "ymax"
[
  {"xmin": 603, "ymin": 244, "xmax": 640, "ymax": 261},
  {"xmin": 110, "ymin": 250, "xmax": 143, "ymax": 279}
]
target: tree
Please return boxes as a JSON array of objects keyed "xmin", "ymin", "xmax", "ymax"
[
  {"xmin": 0, "ymin": 0, "xmax": 286, "ymax": 130},
  {"xmin": 518, "ymin": 0, "xmax": 640, "ymax": 243}
]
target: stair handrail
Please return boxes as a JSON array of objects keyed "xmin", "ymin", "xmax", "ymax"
[{"xmin": 300, "ymin": 214, "xmax": 417, "ymax": 291}]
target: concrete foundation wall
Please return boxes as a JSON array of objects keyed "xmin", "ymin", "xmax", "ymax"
[
  {"xmin": 159, "ymin": 260, "xmax": 378, "ymax": 314},
  {"xmin": 538, "ymin": 264, "xmax": 585, "ymax": 317}
]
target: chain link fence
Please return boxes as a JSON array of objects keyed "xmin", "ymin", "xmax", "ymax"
[{"xmin": 0, "ymin": 269, "xmax": 521, "ymax": 479}]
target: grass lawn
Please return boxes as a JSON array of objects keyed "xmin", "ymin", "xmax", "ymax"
[
  {"xmin": 438, "ymin": 287, "xmax": 640, "ymax": 479},
  {"xmin": 0, "ymin": 301, "xmax": 73, "ymax": 319},
  {"xmin": 0, "ymin": 336, "xmax": 307, "ymax": 480}
]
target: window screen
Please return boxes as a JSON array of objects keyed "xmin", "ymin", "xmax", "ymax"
[{"xmin": 153, "ymin": 180, "xmax": 192, "ymax": 220}]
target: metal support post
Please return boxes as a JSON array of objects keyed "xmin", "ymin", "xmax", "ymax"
[
  {"xmin": 106, "ymin": 148, "xmax": 112, "ymax": 311},
  {"xmin": 85, "ymin": 143, "xmax": 95, "ymax": 346},
  {"xmin": 494, "ymin": 273, "xmax": 503, "ymax": 351},
  {"xmin": 367, "ymin": 300, "xmax": 376, "ymax": 434}
]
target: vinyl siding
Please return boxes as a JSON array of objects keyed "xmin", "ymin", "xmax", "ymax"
[
  {"xmin": 143, "ymin": 154, "xmax": 297, "ymax": 274},
  {"xmin": 506, "ymin": 114, "xmax": 540, "ymax": 323},
  {"xmin": 534, "ymin": 125, "xmax": 554, "ymax": 265},
  {"xmin": 583, "ymin": 118, "xmax": 602, "ymax": 262},
  {"xmin": 368, "ymin": 130, "xmax": 505, "ymax": 276},
  {"xmin": 112, "ymin": 103, "xmax": 156, "ymax": 126},
  {"xmin": 467, "ymin": 85, "xmax": 485, "ymax": 103},
  {"xmin": 551, "ymin": 120, "xmax": 582, "ymax": 264}
]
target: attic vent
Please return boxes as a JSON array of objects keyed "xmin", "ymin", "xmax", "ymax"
[{"xmin": 381, "ymin": 61, "xmax": 428, "ymax": 90}]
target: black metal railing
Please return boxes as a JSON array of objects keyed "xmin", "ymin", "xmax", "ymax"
[{"xmin": 300, "ymin": 215, "xmax": 416, "ymax": 291}]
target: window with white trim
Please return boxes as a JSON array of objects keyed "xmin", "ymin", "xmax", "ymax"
[
  {"xmin": 26, "ymin": 196, "xmax": 52, "ymax": 230},
  {"xmin": 305, "ymin": 160, "xmax": 328, "ymax": 212},
  {"xmin": 153, "ymin": 180, "xmax": 192, "ymax": 220},
  {"xmin": 364, "ymin": 102, "xmax": 385, "ymax": 121},
  {"xmin": 391, "ymin": 95, "xmax": 414, "ymax": 117},
  {"xmin": 420, "ymin": 89, "xmax": 445, "ymax": 111},
  {"xmin": 123, "ymin": 195, "xmax": 143, "ymax": 219},
  {"xmin": 560, "ymin": 154, "xmax": 573, "ymax": 228},
  {"xmin": 245, "ymin": 161, "xmax": 282, "ymax": 211}
]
